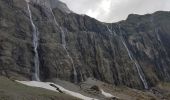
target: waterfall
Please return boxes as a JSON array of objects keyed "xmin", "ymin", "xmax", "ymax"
[
  {"xmin": 107, "ymin": 25, "xmax": 113, "ymax": 35},
  {"xmin": 150, "ymin": 16, "xmax": 167, "ymax": 54},
  {"xmin": 150, "ymin": 16, "xmax": 170, "ymax": 79},
  {"xmin": 49, "ymin": 6, "xmax": 78, "ymax": 83},
  {"xmin": 118, "ymin": 26, "xmax": 148, "ymax": 89},
  {"xmin": 26, "ymin": 0, "xmax": 40, "ymax": 81},
  {"xmin": 106, "ymin": 24, "xmax": 117, "ymax": 36}
]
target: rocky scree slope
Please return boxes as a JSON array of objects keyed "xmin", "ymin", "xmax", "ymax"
[{"xmin": 0, "ymin": 0, "xmax": 170, "ymax": 89}]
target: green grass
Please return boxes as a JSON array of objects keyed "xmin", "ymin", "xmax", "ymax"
[{"xmin": 0, "ymin": 77, "xmax": 80, "ymax": 100}]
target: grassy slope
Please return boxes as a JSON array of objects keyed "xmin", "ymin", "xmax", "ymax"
[{"xmin": 0, "ymin": 77, "xmax": 80, "ymax": 100}]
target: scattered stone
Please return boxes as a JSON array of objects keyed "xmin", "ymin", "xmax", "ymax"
[{"xmin": 49, "ymin": 84, "xmax": 63, "ymax": 93}]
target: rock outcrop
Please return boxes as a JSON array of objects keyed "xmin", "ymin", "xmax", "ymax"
[{"xmin": 0, "ymin": 0, "xmax": 170, "ymax": 89}]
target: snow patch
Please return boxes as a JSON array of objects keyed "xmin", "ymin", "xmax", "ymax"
[
  {"xmin": 101, "ymin": 89, "xmax": 114, "ymax": 98},
  {"xmin": 16, "ymin": 81, "xmax": 98, "ymax": 100}
]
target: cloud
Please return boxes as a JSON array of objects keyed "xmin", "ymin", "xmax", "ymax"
[{"xmin": 61, "ymin": 0, "xmax": 170, "ymax": 23}]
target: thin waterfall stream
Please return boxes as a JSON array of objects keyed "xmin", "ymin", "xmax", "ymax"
[
  {"xmin": 107, "ymin": 25, "xmax": 149, "ymax": 89},
  {"xmin": 150, "ymin": 16, "xmax": 170, "ymax": 79},
  {"xmin": 150, "ymin": 16, "xmax": 169, "ymax": 56},
  {"xmin": 114, "ymin": 25, "xmax": 149, "ymax": 89},
  {"xmin": 106, "ymin": 24, "xmax": 117, "ymax": 36},
  {"xmin": 25, "ymin": 0, "xmax": 40, "ymax": 81},
  {"xmin": 49, "ymin": 6, "xmax": 78, "ymax": 83}
]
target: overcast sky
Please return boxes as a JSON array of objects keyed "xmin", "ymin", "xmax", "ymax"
[{"xmin": 61, "ymin": 0, "xmax": 170, "ymax": 23}]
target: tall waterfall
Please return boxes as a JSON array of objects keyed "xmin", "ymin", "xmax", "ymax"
[
  {"xmin": 26, "ymin": 0, "xmax": 40, "ymax": 81},
  {"xmin": 150, "ymin": 16, "xmax": 168, "ymax": 55},
  {"xmin": 49, "ymin": 6, "xmax": 78, "ymax": 83},
  {"xmin": 150, "ymin": 16, "xmax": 170, "ymax": 79},
  {"xmin": 118, "ymin": 26, "xmax": 149, "ymax": 89}
]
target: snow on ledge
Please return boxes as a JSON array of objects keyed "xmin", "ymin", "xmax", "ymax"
[
  {"xmin": 16, "ymin": 81, "xmax": 98, "ymax": 100},
  {"xmin": 101, "ymin": 89, "xmax": 115, "ymax": 98}
]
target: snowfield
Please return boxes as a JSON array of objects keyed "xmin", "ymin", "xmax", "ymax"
[{"xmin": 16, "ymin": 81, "xmax": 98, "ymax": 100}]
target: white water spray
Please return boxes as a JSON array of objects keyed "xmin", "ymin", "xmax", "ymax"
[
  {"xmin": 118, "ymin": 26, "xmax": 148, "ymax": 89},
  {"xmin": 49, "ymin": 6, "xmax": 78, "ymax": 83},
  {"xmin": 26, "ymin": 0, "xmax": 40, "ymax": 81}
]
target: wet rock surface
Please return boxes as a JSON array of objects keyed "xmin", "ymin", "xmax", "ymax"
[{"xmin": 0, "ymin": 0, "xmax": 170, "ymax": 90}]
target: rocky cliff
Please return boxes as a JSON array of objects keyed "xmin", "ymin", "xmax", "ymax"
[{"xmin": 0, "ymin": 0, "xmax": 170, "ymax": 90}]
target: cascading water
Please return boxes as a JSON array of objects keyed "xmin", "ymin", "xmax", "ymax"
[
  {"xmin": 150, "ymin": 16, "xmax": 168, "ymax": 55},
  {"xmin": 49, "ymin": 6, "xmax": 78, "ymax": 83},
  {"xmin": 155, "ymin": 29, "xmax": 161, "ymax": 43},
  {"xmin": 106, "ymin": 24, "xmax": 117, "ymax": 36},
  {"xmin": 150, "ymin": 16, "xmax": 170, "ymax": 79},
  {"xmin": 26, "ymin": 0, "xmax": 40, "ymax": 81},
  {"xmin": 107, "ymin": 25, "xmax": 113, "ymax": 35},
  {"xmin": 118, "ymin": 26, "xmax": 149, "ymax": 89}
]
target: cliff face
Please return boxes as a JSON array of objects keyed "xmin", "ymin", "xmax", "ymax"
[{"xmin": 0, "ymin": 0, "xmax": 170, "ymax": 89}]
